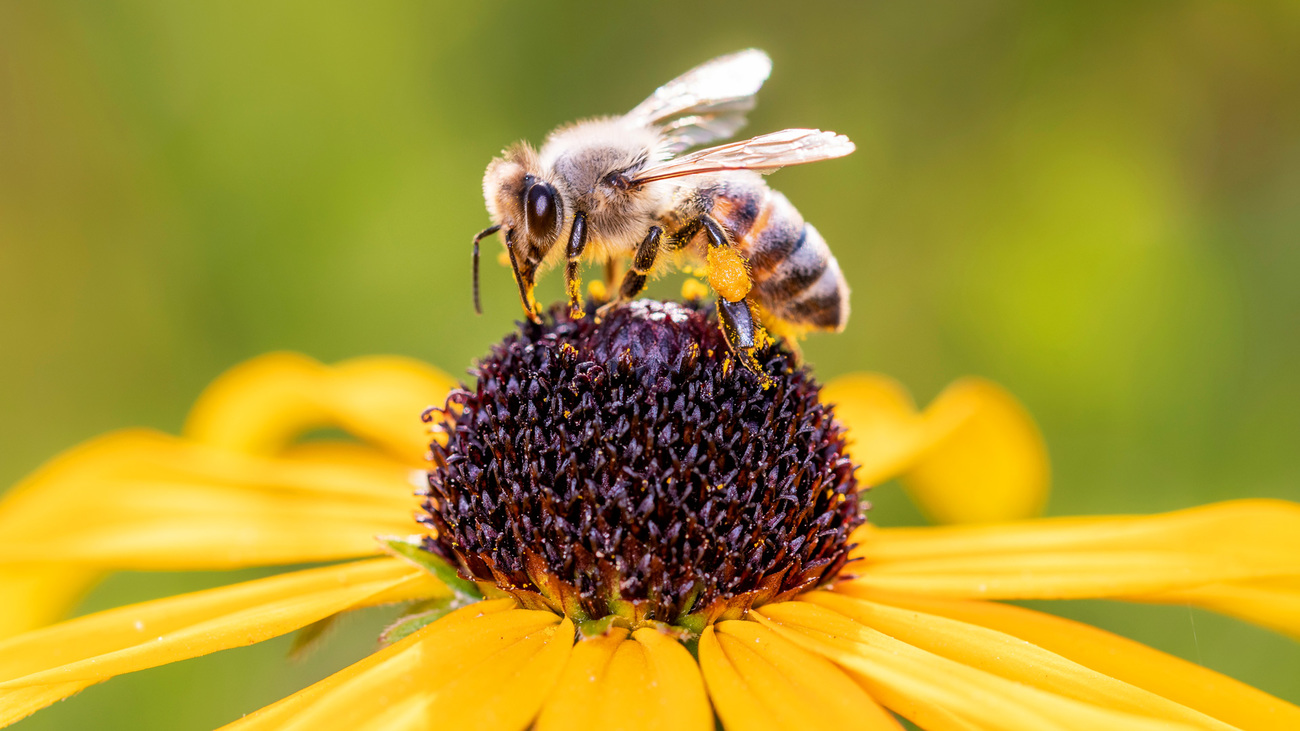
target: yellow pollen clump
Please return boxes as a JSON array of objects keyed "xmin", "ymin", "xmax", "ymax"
[
  {"xmin": 706, "ymin": 246, "xmax": 752, "ymax": 302},
  {"xmin": 566, "ymin": 279, "xmax": 585, "ymax": 319},
  {"xmin": 587, "ymin": 279, "xmax": 608, "ymax": 301}
]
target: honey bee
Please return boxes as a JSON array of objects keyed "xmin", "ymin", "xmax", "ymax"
[{"xmin": 473, "ymin": 49, "xmax": 854, "ymax": 370}]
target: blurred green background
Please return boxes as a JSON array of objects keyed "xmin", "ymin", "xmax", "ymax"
[{"xmin": 3, "ymin": 1, "xmax": 1298, "ymax": 727}]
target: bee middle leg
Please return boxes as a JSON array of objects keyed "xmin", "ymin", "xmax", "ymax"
[
  {"xmin": 596, "ymin": 225, "xmax": 662, "ymax": 319},
  {"xmin": 565, "ymin": 212, "xmax": 589, "ymax": 318}
]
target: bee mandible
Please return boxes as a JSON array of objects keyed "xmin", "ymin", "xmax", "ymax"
[{"xmin": 473, "ymin": 49, "xmax": 854, "ymax": 372}]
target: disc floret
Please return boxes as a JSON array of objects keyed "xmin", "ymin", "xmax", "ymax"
[{"xmin": 419, "ymin": 299, "xmax": 864, "ymax": 630}]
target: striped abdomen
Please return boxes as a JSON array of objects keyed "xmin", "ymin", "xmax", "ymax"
[{"xmin": 706, "ymin": 176, "xmax": 850, "ymax": 331}]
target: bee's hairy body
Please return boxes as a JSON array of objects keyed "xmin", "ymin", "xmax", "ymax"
[
  {"xmin": 672, "ymin": 174, "xmax": 848, "ymax": 331},
  {"xmin": 485, "ymin": 121, "xmax": 670, "ymax": 276},
  {"xmin": 475, "ymin": 50, "xmax": 854, "ymax": 373}
]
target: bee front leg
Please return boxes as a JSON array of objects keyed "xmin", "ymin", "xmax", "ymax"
[
  {"xmin": 597, "ymin": 226, "xmax": 662, "ymax": 320},
  {"xmin": 565, "ymin": 212, "xmax": 589, "ymax": 319},
  {"xmin": 471, "ymin": 224, "xmax": 501, "ymax": 315},
  {"xmin": 505, "ymin": 231, "xmax": 542, "ymax": 324}
]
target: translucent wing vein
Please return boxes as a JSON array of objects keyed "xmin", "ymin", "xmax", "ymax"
[{"xmin": 632, "ymin": 129, "xmax": 855, "ymax": 184}]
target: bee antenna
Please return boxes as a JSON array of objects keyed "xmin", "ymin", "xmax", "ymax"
[{"xmin": 471, "ymin": 224, "xmax": 501, "ymax": 315}]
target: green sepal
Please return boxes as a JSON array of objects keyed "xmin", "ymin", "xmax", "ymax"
[
  {"xmin": 379, "ymin": 596, "xmax": 460, "ymax": 646},
  {"xmin": 378, "ymin": 535, "xmax": 482, "ymax": 600},
  {"xmin": 682, "ymin": 633, "xmax": 702, "ymax": 661},
  {"xmin": 557, "ymin": 593, "xmax": 590, "ymax": 623},
  {"xmin": 675, "ymin": 611, "xmax": 708, "ymax": 637},
  {"xmin": 479, "ymin": 583, "xmax": 514, "ymax": 600},
  {"xmin": 673, "ymin": 583, "xmax": 703, "ymax": 624},
  {"xmin": 578, "ymin": 614, "xmax": 632, "ymax": 639},
  {"xmin": 604, "ymin": 595, "xmax": 635, "ymax": 621}
]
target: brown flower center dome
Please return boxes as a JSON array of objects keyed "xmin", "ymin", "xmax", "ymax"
[{"xmin": 419, "ymin": 299, "xmax": 864, "ymax": 630}]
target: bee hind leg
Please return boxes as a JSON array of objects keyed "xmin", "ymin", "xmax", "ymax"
[
  {"xmin": 717, "ymin": 296, "xmax": 774, "ymax": 387},
  {"xmin": 596, "ymin": 226, "xmax": 662, "ymax": 320}
]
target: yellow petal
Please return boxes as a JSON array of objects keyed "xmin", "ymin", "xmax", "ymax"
[
  {"xmin": 226, "ymin": 603, "xmax": 568, "ymax": 731},
  {"xmin": 755, "ymin": 600, "xmax": 1203, "ymax": 731},
  {"xmin": 536, "ymin": 627, "xmax": 630, "ymax": 731},
  {"xmin": 0, "ymin": 430, "xmax": 417, "ymax": 569},
  {"xmin": 537, "ymin": 627, "xmax": 710, "ymax": 731},
  {"xmin": 221, "ymin": 599, "xmax": 519, "ymax": 729},
  {"xmin": 347, "ymin": 694, "xmax": 430, "ymax": 731},
  {"xmin": 0, "ymin": 564, "xmax": 98, "ymax": 640},
  {"xmin": 823, "ymin": 374, "xmax": 1048, "ymax": 524},
  {"xmin": 805, "ymin": 591, "xmax": 1232, "ymax": 730},
  {"xmin": 0, "ymin": 557, "xmax": 436, "ymax": 684},
  {"xmin": 850, "ymin": 500, "xmax": 1300, "ymax": 616},
  {"xmin": 0, "ymin": 356, "xmax": 444, "ymax": 629},
  {"xmin": 0, "ymin": 558, "xmax": 440, "ymax": 728},
  {"xmin": 821, "ymin": 374, "xmax": 927, "ymax": 487},
  {"xmin": 184, "ymin": 352, "xmax": 454, "ymax": 464},
  {"xmin": 427, "ymin": 615, "xmax": 573, "ymax": 731},
  {"xmin": 702, "ymin": 620, "xmax": 902, "ymax": 731},
  {"xmin": 698, "ymin": 627, "xmax": 775, "ymax": 731},
  {"xmin": 1131, "ymin": 576, "xmax": 1300, "ymax": 642},
  {"xmin": 836, "ymin": 585, "xmax": 1300, "ymax": 731},
  {"xmin": 902, "ymin": 378, "xmax": 1049, "ymax": 523},
  {"xmin": 623, "ymin": 628, "xmax": 712, "ymax": 731}
]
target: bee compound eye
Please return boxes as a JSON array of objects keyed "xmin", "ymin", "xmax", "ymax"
[{"xmin": 524, "ymin": 182, "xmax": 558, "ymax": 238}]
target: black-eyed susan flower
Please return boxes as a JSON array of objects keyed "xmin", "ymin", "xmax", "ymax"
[{"xmin": 1, "ymin": 299, "xmax": 1297, "ymax": 730}]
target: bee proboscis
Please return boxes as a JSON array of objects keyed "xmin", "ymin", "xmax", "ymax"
[{"xmin": 475, "ymin": 49, "xmax": 854, "ymax": 372}]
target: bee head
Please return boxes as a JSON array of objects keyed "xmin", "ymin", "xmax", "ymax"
[{"xmin": 483, "ymin": 144, "xmax": 566, "ymax": 276}]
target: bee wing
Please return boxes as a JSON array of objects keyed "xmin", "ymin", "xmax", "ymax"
[
  {"xmin": 629, "ymin": 129, "xmax": 855, "ymax": 185},
  {"xmin": 655, "ymin": 113, "xmax": 752, "ymax": 155},
  {"xmin": 625, "ymin": 49, "xmax": 772, "ymax": 152}
]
